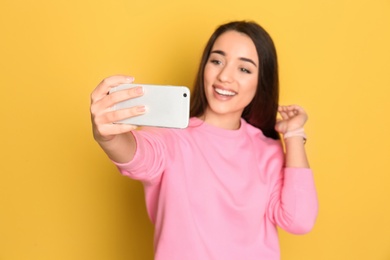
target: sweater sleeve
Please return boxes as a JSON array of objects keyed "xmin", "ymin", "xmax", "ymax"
[
  {"xmin": 268, "ymin": 167, "xmax": 318, "ymax": 234},
  {"xmin": 111, "ymin": 128, "xmax": 168, "ymax": 184}
]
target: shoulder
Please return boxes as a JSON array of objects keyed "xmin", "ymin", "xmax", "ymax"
[
  {"xmin": 242, "ymin": 119, "xmax": 281, "ymax": 146},
  {"xmin": 242, "ymin": 119, "xmax": 284, "ymax": 160}
]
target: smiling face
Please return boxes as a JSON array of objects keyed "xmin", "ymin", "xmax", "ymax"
[{"xmin": 203, "ymin": 30, "xmax": 259, "ymax": 129}]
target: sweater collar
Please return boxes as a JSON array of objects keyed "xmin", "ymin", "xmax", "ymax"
[{"xmin": 188, "ymin": 117, "xmax": 247, "ymax": 138}]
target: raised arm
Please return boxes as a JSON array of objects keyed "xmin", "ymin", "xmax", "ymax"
[
  {"xmin": 271, "ymin": 105, "xmax": 317, "ymax": 233},
  {"xmin": 90, "ymin": 75, "xmax": 145, "ymax": 163}
]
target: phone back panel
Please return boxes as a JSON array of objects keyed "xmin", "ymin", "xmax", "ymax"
[{"xmin": 110, "ymin": 84, "xmax": 190, "ymax": 128}]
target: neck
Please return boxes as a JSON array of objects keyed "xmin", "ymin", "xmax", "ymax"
[{"xmin": 200, "ymin": 111, "xmax": 242, "ymax": 130}]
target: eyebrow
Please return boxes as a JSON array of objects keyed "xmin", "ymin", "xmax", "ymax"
[{"xmin": 210, "ymin": 50, "xmax": 258, "ymax": 67}]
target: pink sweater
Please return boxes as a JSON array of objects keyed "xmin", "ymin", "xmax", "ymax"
[{"xmin": 113, "ymin": 117, "xmax": 318, "ymax": 260}]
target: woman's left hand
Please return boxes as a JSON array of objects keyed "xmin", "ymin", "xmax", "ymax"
[{"xmin": 275, "ymin": 105, "xmax": 308, "ymax": 134}]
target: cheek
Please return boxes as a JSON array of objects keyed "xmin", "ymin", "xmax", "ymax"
[
  {"xmin": 246, "ymin": 78, "xmax": 258, "ymax": 98},
  {"xmin": 240, "ymin": 79, "xmax": 258, "ymax": 106},
  {"xmin": 203, "ymin": 65, "xmax": 217, "ymax": 95},
  {"xmin": 203, "ymin": 64, "xmax": 213, "ymax": 83}
]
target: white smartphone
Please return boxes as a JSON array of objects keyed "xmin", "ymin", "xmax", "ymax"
[{"xmin": 109, "ymin": 84, "xmax": 190, "ymax": 128}]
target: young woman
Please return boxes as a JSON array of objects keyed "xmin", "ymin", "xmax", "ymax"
[{"xmin": 90, "ymin": 21, "xmax": 318, "ymax": 260}]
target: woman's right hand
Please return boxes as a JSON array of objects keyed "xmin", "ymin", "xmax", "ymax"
[{"xmin": 90, "ymin": 75, "xmax": 145, "ymax": 144}]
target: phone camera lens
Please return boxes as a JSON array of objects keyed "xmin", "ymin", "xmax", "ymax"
[{"xmin": 183, "ymin": 93, "xmax": 187, "ymax": 98}]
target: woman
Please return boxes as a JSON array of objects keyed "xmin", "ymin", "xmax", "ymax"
[{"xmin": 90, "ymin": 21, "xmax": 318, "ymax": 260}]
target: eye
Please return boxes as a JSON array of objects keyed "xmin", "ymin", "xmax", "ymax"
[
  {"xmin": 240, "ymin": 67, "xmax": 252, "ymax": 74},
  {"xmin": 210, "ymin": 59, "xmax": 222, "ymax": 65}
]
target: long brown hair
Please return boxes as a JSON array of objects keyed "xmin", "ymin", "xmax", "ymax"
[{"xmin": 190, "ymin": 21, "xmax": 280, "ymax": 140}]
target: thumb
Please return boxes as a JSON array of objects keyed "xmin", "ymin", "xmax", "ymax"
[{"xmin": 275, "ymin": 119, "xmax": 288, "ymax": 134}]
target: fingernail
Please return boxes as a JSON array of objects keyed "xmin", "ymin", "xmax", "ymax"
[
  {"xmin": 136, "ymin": 105, "xmax": 146, "ymax": 113},
  {"xmin": 125, "ymin": 77, "xmax": 134, "ymax": 82},
  {"xmin": 135, "ymin": 86, "xmax": 144, "ymax": 94}
]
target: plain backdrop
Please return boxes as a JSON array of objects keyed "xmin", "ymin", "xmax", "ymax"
[{"xmin": 1, "ymin": 0, "xmax": 389, "ymax": 259}]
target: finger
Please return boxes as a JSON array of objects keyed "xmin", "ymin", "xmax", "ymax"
[
  {"xmin": 91, "ymin": 86, "xmax": 144, "ymax": 118},
  {"xmin": 278, "ymin": 109, "xmax": 289, "ymax": 120},
  {"xmin": 288, "ymin": 105, "xmax": 307, "ymax": 121},
  {"xmin": 275, "ymin": 119, "xmax": 288, "ymax": 134},
  {"xmin": 278, "ymin": 105, "xmax": 286, "ymax": 113},
  {"xmin": 90, "ymin": 86, "xmax": 144, "ymax": 120},
  {"xmin": 106, "ymin": 86, "xmax": 144, "ymax": 108},
  {"xmin": 91, "ymin": 75, "xmax": 134, "ymax": 103},
  {"xmin": 286, "ymin": 105, "xmax": 305, "ymax": 114},
  {"xmin": 279, "ymin": 105, "xmax": 306, "ymax": 118},
  {"xmin": 287, "ymin": 110, "xmax": 297, "ymax": 117},
  {"xmin": 98, "ymin": 106, "xmax": 146, "ymax": 125}
]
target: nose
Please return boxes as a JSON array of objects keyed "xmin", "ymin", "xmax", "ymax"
[{"xmin": 217, "ymin": 64, "xmax": 234, "ymax": 83}]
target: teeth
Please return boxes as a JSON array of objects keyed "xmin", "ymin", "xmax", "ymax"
[{"xmin": 215, "ymin": 88, "xmax": 236, "ymax": 96}]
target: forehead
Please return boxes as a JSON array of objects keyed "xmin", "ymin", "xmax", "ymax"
[{"xmin": 212, "ymin": 30, "xmax": 258, "ymax": 59}]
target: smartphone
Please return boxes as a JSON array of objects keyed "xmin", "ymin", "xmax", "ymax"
[{"xmin": 109, "ymin": 84, "xmax": 190, "ymax": 128}]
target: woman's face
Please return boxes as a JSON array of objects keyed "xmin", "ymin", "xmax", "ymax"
[{"xmin": 203, "ymin": 30, "xmax": 259, "ymax": 128}]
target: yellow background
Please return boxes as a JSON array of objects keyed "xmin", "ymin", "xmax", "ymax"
[{"xmin": 1, "ymin": 0, "xmax": 389, "ymax": 259}]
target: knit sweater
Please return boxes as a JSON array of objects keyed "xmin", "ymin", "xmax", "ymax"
[{"xmin": 113, "ymin": 117, "xmax": 318, "ymax": 260}]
